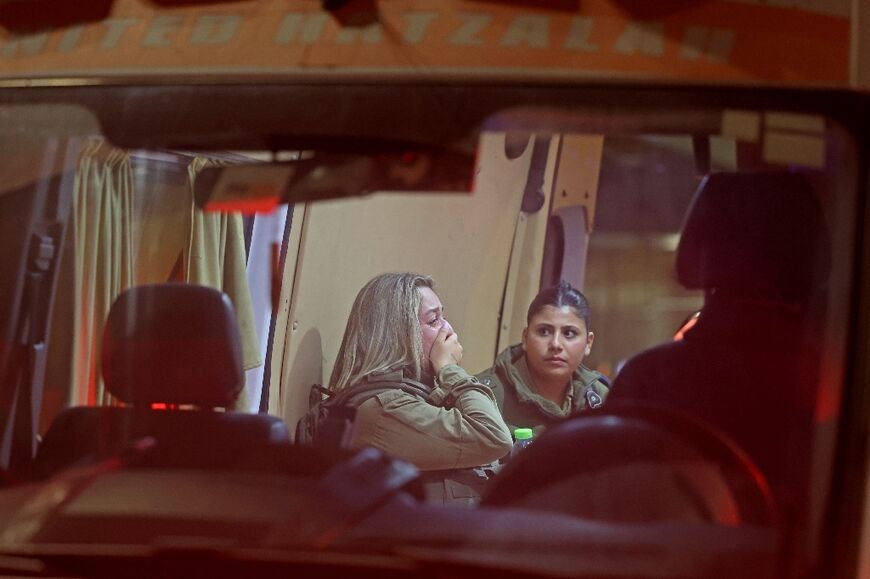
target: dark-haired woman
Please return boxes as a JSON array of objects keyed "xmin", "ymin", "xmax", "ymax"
[{"xmin": 477, "ymin": 281, "xmax": 610, "ymax": 435}]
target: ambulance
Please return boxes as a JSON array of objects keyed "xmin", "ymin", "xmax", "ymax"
[{"xmin": 0, "ymin": 1, "xmax": 868, "ymax": 577}]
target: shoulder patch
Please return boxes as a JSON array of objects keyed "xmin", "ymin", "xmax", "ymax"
[{"xmin": 586, "ymin": 388, "xmax": 603, "ymax": 409}]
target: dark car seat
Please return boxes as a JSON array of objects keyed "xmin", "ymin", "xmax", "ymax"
[
  {"xmin": 608, "ymin": 171, "xmax": 830, "ymax": 529},
  {"xmin": 33, "ymin": 284, "xmax": 290, "ymax": 477}
]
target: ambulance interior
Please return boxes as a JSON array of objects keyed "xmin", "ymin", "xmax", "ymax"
[{"xmin": 0, "ymin": 84, "xmax": 861, "ymax": 578}]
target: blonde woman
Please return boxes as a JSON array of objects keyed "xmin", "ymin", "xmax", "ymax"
[{"xmin": 329, "ymin": 272, "xmax": 512, "ymax": 504}]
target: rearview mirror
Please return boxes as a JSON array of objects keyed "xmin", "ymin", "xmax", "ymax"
[{"xmin": 193, "ymin": 149, "xmax": 476, "ymax": 213}]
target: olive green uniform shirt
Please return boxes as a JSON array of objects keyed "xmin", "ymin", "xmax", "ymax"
[
  {"xmin": 476, "ymin": 344, "xmax": 610, "ymax": 436},
  {"xmin": 352, "ymin": 364, "xmax": 513, "ymax": 504}
]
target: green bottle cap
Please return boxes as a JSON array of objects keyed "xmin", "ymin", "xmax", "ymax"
[{"xmin": 514, "ymin": 428, "xmax": 533, "ymax": 440}]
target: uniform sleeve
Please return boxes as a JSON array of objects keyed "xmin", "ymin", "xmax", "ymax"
[
  {"xmin": 575, "ymin": 371, "xmax": 610, "ymax": 412},
  {"xmin": 475, "ymin": 366, "xmax": 506, "ymax": 412},
  {"xmin": 593, "ymin": 375, "xmax": 611, "ymax": 406},
  {"xmin": 598, "ymin": 380, "xmax": 611, "ymax": 401},
  {"xmin": 353, "ymin": 364, "xmax": 513, "ymax": 470}
]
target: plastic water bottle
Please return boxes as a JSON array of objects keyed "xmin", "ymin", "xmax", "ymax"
[{"xmin": 511, "ymin": 427, "xmax": 534, "ymax": 459}]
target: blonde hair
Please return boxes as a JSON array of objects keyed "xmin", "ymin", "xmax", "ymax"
[{"xmin": 329, "ymin": 272, "xmax": 434, "ymax": 392}]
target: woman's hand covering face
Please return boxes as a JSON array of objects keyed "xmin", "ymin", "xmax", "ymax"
[
  {"xmin": 419, "ymin": 286, "xmax": 462, "ymax": 373},
  {"xmin": 429, "ymin": 321, "xmax": 463, "ymax": 373}
]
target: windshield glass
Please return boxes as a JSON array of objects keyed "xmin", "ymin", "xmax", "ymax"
[{"xmin": 0, "ymin": 83, "xmax": 860, "ymax": 579}]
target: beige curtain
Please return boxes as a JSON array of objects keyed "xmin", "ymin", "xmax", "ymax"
[
  {"xmin": 186, "ymin": 157, "xmax": 262, "ymax": 411},
  {"xmin": 69, "ymin": 139, "xmax": 135, "ymax": 407},
  {"xmin": 43, "ymin": 147, "xmax": 262, "ymax": 421}
]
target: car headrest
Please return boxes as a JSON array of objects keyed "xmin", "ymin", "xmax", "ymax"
[
  {"xmin": 676, "ymin": 171, "xmax": 830, "ymax": 301},
  {"xmin": 102, "ymin": 284, "xmax": 244, "ymax": 407}
]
